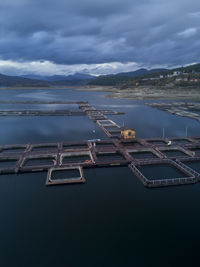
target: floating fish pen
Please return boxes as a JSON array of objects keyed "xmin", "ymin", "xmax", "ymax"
[
  {"xmin": 96, "ymin": 151, "xmax": 126, "ymax": 165},
  {"xmin": 100, "ymin": 110, "xmax": 124, "ymax": 115},
  {"xmin": 89, "ymin": 115, "xmax": 107, "ymax": 121},
  {"xmin": 96, "ymin": 119, "xmax": 118, "ymax": 127},
  {"xmin": 145, "ymin": 139, "xmax": 168, "ymax": 146},
  {"xmin": 0, "ymin": 101, "xmax": 88, "ymax": 105},
  {"xmin": 169, "ymin": 138, "xmax": 194, "ymax": 145},
  {"xmin": 193, "ymin": 137, "xmax": 200, "ymax": 143},
  {"xmin": 0, "ymin": 157, "xmax": 20, "ymax": 170},
  {"xmin": 81, "ymin": 107, "xmax": 96, "ymax": 112},
  {"xmin": 177, "ymin": 158, "xmax": 200, "ymax": 180},
  {"xmin": 0, "ymin": 110, "xmax": 86, "ymax": 116},
  {"xmin": 128, "ymin": 149, "xmax": 162, "ymax": 161},
  {"xmin": 103, "ymin": 125, "xmax": 121, "ymax": 131},
  {"xmin": 157, "ymin": 146, "xmax": 193, "ymax": 159},
  {"xmin": 22, "ymin": 155, "xmax": 56, "ymax": 168},
  {"xmin": 148, "ymin": 102, "xmax": 200, "ymax": 122},
  {"xmin": 129, "ymin": 159, "xmax": 197, "ymax": 187},
  {"xmin": 86, "ymin": 110, "xmax": 101, "ymax": 115},
  {"xmin": 95, "ymin": 141, "xmax": 116, "ymax": 149},
  {"xmin": 120, "ymin": 139, "xmax": 144, "ymax": 148},
  {"xmin": 188, "ymin": 147, "xmax": 200, "ymax": 156},
  {"xmin": 46, "ymin": 166, "xmax": 85, "ymax": 186},
  {"xmin": 95, "ymin": 119, "xmax": 121, "ymax": 138},
  {"xmin": 61, "ymin": 151, "xmax": 94, "ymax": 166},
  {"xmin": 30, "ymin": 144, "xmax": 58, "ymax": 153},
  {"xmin": 88, "ymin": 110, "xmax": 122, "ymax": 116},
  {"xmin": 63, "ymin": 142, "xmax": 89, "ymax": 151},
  {"xmin": 0, "ymin": 103, "xmax": 124, "ymax": 121},
  {"xmin": 0, "ymin": 145, "xmax": 27, "ymax": 154},
  {"xmin": 109, "ymin": 131, "xmax": 122, "ymax": 138}
]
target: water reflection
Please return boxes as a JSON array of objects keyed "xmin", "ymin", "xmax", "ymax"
[{"xmin": 0, "ymin": 88, "xmax": 200, "ymax": 267}]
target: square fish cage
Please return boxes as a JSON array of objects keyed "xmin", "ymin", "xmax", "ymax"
[
  {"xmin": 0, "ymin": 157, "xmax": 20, "ymax": 170},
  {"xmin": 22, "ymin": 154, "xmax": 57, "ymax": 168},
  {"xmin": 46, "ymin": 166, "xmax": 85, "ymax": 185},
  {"xmin": 129, "ymin": 159, "xmax": 196, "ymax": 188},
  {"xmin": 61, "ymin": 151, "xmax": 94, "ymax": 165},
  {"xmin": 128, "ymin": 148, "xmax": 163, "ymax": 160},
  {"xmin": 30, "ymin": 143, "xmax": 58, "ymax": 153}
]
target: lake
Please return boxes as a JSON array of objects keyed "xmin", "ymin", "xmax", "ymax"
[{"xmin": 0, "ymin": 88, "xmax": 200, "ymax": 267}]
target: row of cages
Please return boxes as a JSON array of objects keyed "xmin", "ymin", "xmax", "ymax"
[
  {"xmin": 0, "ymin": 146, "xmax": 200, "ymax": 171},
  {"xmin": 47, "ymin": 158, "xmax": 200, "ymax": 187},
  {"xmin": 0, "ymin": 136, "xmax": 200, "ymax": 155}
]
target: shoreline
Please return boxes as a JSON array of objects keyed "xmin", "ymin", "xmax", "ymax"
[
  {"xmin": 79, "ymin": 85, "xmax": 200, "ymax": 101},
  {"xmin": 0, "ymin": 86, "xmax": 77, "ymax": 90},
  {"xmin": 0, "ymin": 85, "xmax": 200, "ymax": 101}
]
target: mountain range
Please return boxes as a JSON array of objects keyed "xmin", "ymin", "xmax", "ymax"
[
  {"xmin": 0, "ymin": 72, "xmax": 95, "ymax": 87},
  {"xmin": 0, "ymin": 73, "xmax": 50, "ymax": 87},
  {"xmin": 21, "ymin": 73, "xmax": 95, "ymax": 81},
  {"xmin": 87, "ymin": 68, "xmax": 167, "ymax": 86},
  {"xmin": 0, "ymin": 63, "xmax": 199, "ymax": 87},
  {"xmin": 88, "ymin": 64, "xmax": 200, "ymax": 86}
]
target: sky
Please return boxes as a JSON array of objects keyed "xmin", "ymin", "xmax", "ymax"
[{"xmin": 0, "ymin": 0, "xmax": 200, "ymax": 76}]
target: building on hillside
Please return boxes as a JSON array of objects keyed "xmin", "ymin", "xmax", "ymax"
[{"xmin": 173, "ymin": 71, "xmax": 181, "ymax": 76}]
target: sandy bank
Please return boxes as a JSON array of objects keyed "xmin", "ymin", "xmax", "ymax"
[{"xmin": 79, "ymin": 85, "xmax": 200, "ymax": 101}]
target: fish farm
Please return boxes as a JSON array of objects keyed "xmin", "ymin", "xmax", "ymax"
[
  {"xmin": 148, "ymin": 102, "xmax": 200, "ymax": 122},
  {"xmin": 0, "ymin": 99, "xmax": 200, "ymax": 188}
]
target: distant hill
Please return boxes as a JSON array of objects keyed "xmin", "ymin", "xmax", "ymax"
[
  {"xmin": 22, "ymin": 73, "xmax": 95, "ymax": 82},
  {"xmin": 88, "ymin": 68, "xmax": 167, "ymax": 86},
  {"xmin": 0, "ymin": 72, "xmax": 95, "ymax": 87},
  {"xmin": 116, "ymin": 68, "xmax": 167, "ymax": 77},
  {"xmin": 174, "ymin": 63, "xmax": 200, "ymax": 73},
  {"xmin": 52, "ymin": 78, "xmax": 94, "ymax": 86},
  {"xmin": 0, "ymin": 73, "xmax": 50, "ymax": 87},
  {"xmin": 87, "ymin": 64, "xmax": 200, "ymax": 87},
  {"xmin": 116, "ymin": 63, "xmax": 200, "ymax": 88},
  {"xmin": 1, "ymin": 63, "xmax": 200, "ymax": 88}
]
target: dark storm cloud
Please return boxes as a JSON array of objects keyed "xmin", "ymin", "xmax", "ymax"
[{"xmin": 0, "ymin": 0, "xmax": 200, "ymax": 66}]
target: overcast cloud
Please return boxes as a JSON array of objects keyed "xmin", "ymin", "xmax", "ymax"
[{"xmin": 0, "ymin": 0, "xmax": 200, "ymax": 75}]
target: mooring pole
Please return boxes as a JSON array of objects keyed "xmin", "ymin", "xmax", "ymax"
[
  {"xmin": 162, "ymin": 128, "xmax": 165, "ymax": 138},
  {"xmin": 93, "ymin": 129, "xmax": 96, "ymax": 139},
  {"xmin": 185, "ymin": 126, "xmax": 188, "ymax": 137},
  {"xmin": 93, "ymin": 123, "xmax": 96, "ymax": 139}
]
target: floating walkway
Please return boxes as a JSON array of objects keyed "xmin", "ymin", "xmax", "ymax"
[
  {"xmin": 0, "ymin": 101, "xmax": 124, "ymax": 117},
  {"xmin": 0, "ymin": 110, "xmax": 85, "ymax": 116},
  {"xmin": 78, "ymin": 103, "xmax": 123, "ymax": 138}
]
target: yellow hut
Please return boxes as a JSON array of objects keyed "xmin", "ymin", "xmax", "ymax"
[{"xmin": 120, "ymin": 127, "xmax": 136, "ymax": 140}]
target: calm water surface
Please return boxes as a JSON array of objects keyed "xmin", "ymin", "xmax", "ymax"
[{"xmin": 0, "ymin": 88, "xmax": 200, "ymax": 267}]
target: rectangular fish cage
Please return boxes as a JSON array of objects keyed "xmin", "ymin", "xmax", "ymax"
[
  {"xmin": 23, "ymin": 155, "xmax": 56, "ymax": 167},
  {"xmin": 61, "ymin": 151, "xmax": 93, "ymax": 165},
  {"xmin": 121, "ymin": 140, "xmax": 143, "ymax": 148},
  {"xmin": 46, "ymin": 166, "xmax": 85, "ymax": 185},
  {"xmin": 0, "ymin": 145, "xmax": 27, "ymax": 154},
  {"xmin": 95, "ymin": 141, "xmax": 116, "ymax": 148},
  {"xmin": 63, "ymin": 142, "xmax": 89, "ymax": 150},
  {"xmin": 31, "ymin": 144, "xmax": 58, "ymax": 152},
  {"xmin": 128, "ymin": 150, "xmax": 161, "ymax": 160},
  {"xmin": 146, "ymin": 139, "xmax": 167, "ymax": 145},
  {"xmin": 129, "ymin": 159, "xmax": 196, "ymax": 188},
  {"xmin": 96, "ymin": 151, "xmax": 126, "ymax": 163},
  {"xmin": 0, "ymin": 158, "xmax": 19, "ymax": 169}
]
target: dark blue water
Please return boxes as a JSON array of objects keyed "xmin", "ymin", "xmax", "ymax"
[{"xmin": 0, "ymin": 88, "xmax": 200, "ymax": 267}]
